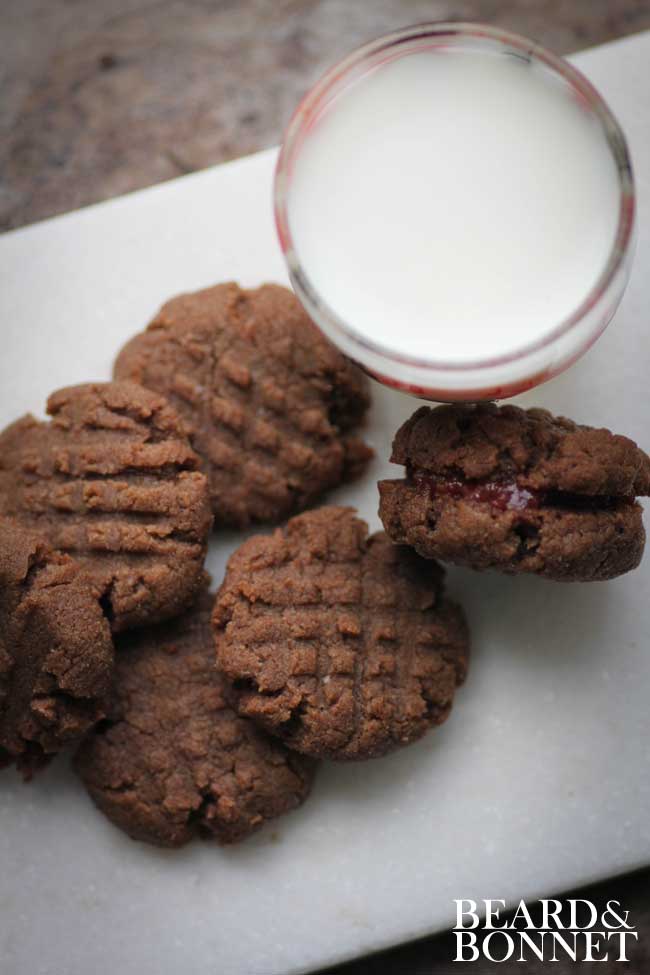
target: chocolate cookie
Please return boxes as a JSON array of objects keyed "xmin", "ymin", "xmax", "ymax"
[
  {"xmin": 114, "ymin": 282, "xmax": 372, "ymax": 527},
  {"xmin": 0, "ymin": 382, "xmax": 213, "ymax": 631},
  {"xmin": 379, "ymin": 404, "xmax": 650, "ymax": 581},
  {"xmin": 74, "ymin": 591, "xmax": 315, "ymax": 847},
  {"xmin": 0, "ymin": 518, "xmax": 113, "ymax": 777},
  {"xmin": 213, "ymin": 507, "xmax": 469, "ymax": 761}
]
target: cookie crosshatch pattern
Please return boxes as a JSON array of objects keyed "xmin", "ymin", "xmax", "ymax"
[
  {"xmin": 214, "ymin": 506, "xmax": 470, "ymax": 761},
  {"xmin": 115, "ymin": 282, "xmax": 373, "ymax": 528},
  {"xmin": 0, "ymin": 381, "xmax": 213, "ymax": 631},
  {"xmin": 75, "ymin": 590, "xmax": 315, "ymax": 848}
]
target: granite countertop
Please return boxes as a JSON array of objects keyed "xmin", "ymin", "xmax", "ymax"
[
  {"xmin": 3, "ymin": 0, "xmax": 650, "ymax": 231},
  {"xmin": 3, "ymin": 1, "xmax": 650, "ymax": 972}
]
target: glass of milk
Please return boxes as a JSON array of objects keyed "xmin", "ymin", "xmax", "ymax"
[{"xmin": 274, "ymin": 23, "xmax": 635, "ymax": 401}]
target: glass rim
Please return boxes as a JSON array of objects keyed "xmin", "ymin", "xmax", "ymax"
[{"xmin": 273, "ymin": 21, "xmax": 636, "ymax": 375}]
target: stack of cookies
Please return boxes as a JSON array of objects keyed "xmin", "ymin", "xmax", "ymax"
[{"xmin": 1, "ymin": 281, "xmax": 648, "ymax": 849}]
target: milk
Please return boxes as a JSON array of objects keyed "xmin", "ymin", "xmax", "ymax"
[{"xmin": 286, "ymin": 48, "xmax": 622, "ymax": 366}]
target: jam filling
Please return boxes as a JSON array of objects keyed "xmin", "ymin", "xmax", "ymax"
[{"xmin": 409, "ymin": 472, "xmax": 631, "ymax": 512}]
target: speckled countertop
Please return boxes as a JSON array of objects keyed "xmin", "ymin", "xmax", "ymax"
[
  {"xmin": 3, "ymin": 2, "xmax": 650, "ymax": 973},
  {"xmin": 3, "ymin": 0, "xmax": 650, "ymax": 231}
]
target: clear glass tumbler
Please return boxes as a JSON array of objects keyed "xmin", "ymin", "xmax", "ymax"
[{"xmin": 274, "ymin": 22, "xmax": 635, "ymax": 401}]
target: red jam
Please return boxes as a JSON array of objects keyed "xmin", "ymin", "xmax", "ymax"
[
  {"xmin": 412, "ymin": 475, "xmax": 542, "ymax": 511},
  {"xmin": 410, "ymin": 473, "xmax": 630, "ymax": 512}
]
